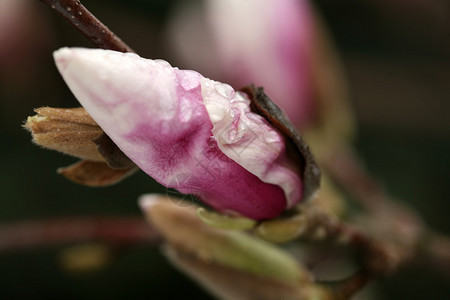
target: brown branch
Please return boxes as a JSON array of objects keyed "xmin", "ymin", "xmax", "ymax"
[
  {"xmin": 323, "ymin": 271, "xmax": 372, "ymax": 300},
  {"xmin": 421, "ymin": 233, "xmax": 450, "ymax": 277},
  {"xmin": 38, "ymin": 0, "xmax": 134, "ymax": 52},
  {"xmin": 0, "ymin": 216, "xmax": 161, "ymax": 253},
  {"xmin": 323, "ymin": 146, "xmax": 450, "ymax": 277},
  {"xmin": 323, "ymin": 146, "xmax": 385, "ymax": 212},
  {"xmin": 297, "ymin": 202, "xmax": 397, "ymax": 275}
]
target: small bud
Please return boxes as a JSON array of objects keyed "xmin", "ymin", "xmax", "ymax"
[
  {"xmin": 165, "ymin": 245, "xmax": 317, "ymax": 300},
  {"xmin": 25, "ymin": 107, "xmax": 137, "ymax": 186},
  {"xmin": 139, "ymin": 194, "xmax": 313, "ymax": 284},
  {"xmin": 196, "ymin": 207, "xmax": 256, "ymax": 230},
  {"xmin": 255, "ymin": 213, "xmax": 308, "ymax": 244},
  {"xmin": 24, "ymin": 107, "xmax": 104, "ymax": 162}
]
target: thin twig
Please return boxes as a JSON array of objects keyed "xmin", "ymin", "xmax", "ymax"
[
  {"xmin": 38, "ymin": 0, "xmax": 134, "ymax": 52},
  {"xmin": 298, "ymin": 202, "xmax": 395, "ymax": 275},
  {"xmin": 323, "ymin": 146, "xmax": 450, "ymax": 276},
  {"xmin": 323, "ymin": 271, "xmax": 372, "ymax": 300},
  {"xmin": 323, "ymin": 146, "xmax": 385, "ymax": 212},
  {"xmin": 422, "ymin": 233, "xmax": 450, "ymax": 277},
  {"xmin": 0, "ymin": 217, "xmax": 161, "ymax": 253}
]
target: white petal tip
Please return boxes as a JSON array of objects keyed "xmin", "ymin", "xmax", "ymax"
[
  {"xmin": 53, "ymin": 47, "xmax": 81, "ymax": 72},
  {"xmin": 138, "ymin": 194, "xmax": 165, "ymax": 211},
  {"xmin": 53, "ymin": 47, "xmax": 72, "ymax": 61}
]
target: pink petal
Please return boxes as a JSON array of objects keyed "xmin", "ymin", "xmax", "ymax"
[
  {"xmin": 206, "ymin": 0, "xmax": 316, "ymax": 129},
  {"xmin": 54, "ymin": 48, "xmax": 302, "ymax": 219}
]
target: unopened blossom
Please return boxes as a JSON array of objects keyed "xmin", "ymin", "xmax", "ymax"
[
  {"xmin": 53, "ymin": 48, "xmax": 303, "ymax": 220},
  {"xmin": 169, "ymin": 0, "xmax": 315, "ymax": 129}
]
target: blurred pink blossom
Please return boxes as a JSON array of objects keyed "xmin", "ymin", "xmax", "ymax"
[
  {"xmin": 168, "ymin": 0, "xmax": 316, "ymax": 129},
  {"xmin": 0, "ymin": 0, "xmax": 51, "ymax": 80}
]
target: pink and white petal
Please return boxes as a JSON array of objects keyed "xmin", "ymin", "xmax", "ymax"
[
  {"xmin": 201, "ymin": 79, "xmax": 303, "ymax": 208},
  {"xmin": 53, "ymin": 48, "xmax": 289, "ymax": 219}
]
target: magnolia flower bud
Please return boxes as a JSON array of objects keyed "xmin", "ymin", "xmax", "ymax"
[{"xmin": 53, "ymin": 48, "xmax": 303, "ymax": 220}]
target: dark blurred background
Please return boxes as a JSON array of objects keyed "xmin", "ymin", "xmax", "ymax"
[{"xmin": 0, "ymin": 0, "xmax": 449, "ymax": 299}]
